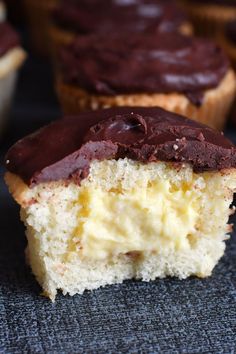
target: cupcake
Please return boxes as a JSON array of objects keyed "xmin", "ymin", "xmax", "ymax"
[
  {"xmin": 56, "ymin": 31, "xmax": 236, "ymax": 130},
  {"xmin": 181, "ymin": 0, "xmax": 236, "ymax": 37},
  {"xmin": 23, "ymin": 0, "xmax": 58, "ymax": 55},
  {"xmin": 5, "ymin": 107, "xmax": 236, "ymax": 300},
  {"xmin": 0, "ymin": 23, "xmax": 26, "ymax": 134},
  {"xmin": 49, "ymin": 0, "xmax": 193, "ymax": 61}
]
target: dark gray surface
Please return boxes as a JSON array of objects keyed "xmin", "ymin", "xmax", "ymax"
[{"xmin": 0, "ymin": 54, "xmax": 236, "ymax": 354}]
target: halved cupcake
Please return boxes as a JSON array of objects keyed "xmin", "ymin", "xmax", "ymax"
[
  {"xmin": 181, "ymin": 0, "xmax": 236, "ymax": 37},
  {"xmin": 49, "ymin": 0, "xmax": 193, "ymax": 61},
  {"xmin": 57, "ymin": 31, "xmax": 236, "ymax": 130},
  {"xmin": 0, "ymin": 22, "xmax": 26, "ymax": 134},
  {"xmin": 5, "ymin": 107, "xmax": 236, "ymax": 300}
]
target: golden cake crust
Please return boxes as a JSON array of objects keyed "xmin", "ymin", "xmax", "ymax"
[{"xmin": 4, "ymin": 172, "xmax": 28, "ymax": 207}]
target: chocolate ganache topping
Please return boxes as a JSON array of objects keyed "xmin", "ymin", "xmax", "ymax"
[
  {"xmin": 60, "ymin": 32, "xmax": 229, "ymax": 106},
  {"xmin": 0, "ymin": 22, "xmax": 21, "ymax": 57},
  {"xmin": 53, "ymin": 0, "xmax": 188, "ymax": 35},
  {"xmin": 5, "ymin": 107, "xmax": 236, "ymax": 187}
]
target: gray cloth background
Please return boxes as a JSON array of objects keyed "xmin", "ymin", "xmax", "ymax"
[{"xmin": 0, "ymin": 53, "xmax": 236, "ymax": 354}]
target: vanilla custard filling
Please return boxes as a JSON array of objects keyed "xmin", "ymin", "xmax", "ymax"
[
  {"xmin": 75, "ymin": 180, "xmax": 200, "ymax": 260},
  {"xmin": 21, "ymin": 159, "xmax": 235, "ymax": 264}
]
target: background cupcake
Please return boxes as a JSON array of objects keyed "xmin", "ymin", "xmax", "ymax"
[
  {"xmin": 56, "ymin": 31, "xmax": 236, "ymax": 130},
  {"xmin": 49, "ymin": 0, "xmax": 193, "ymax": 62}
]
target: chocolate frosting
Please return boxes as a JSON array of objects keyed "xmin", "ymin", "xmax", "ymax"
[
  {"xmin": 60, "ymin": 32, "xmax": 229, "ymax": 105},
  {"xmin": 5, "ymin": 107, "xmax": 236, "ymax": 187},
  {"xmin": 53, "ymin": 0, "xmax": 188, "ymax": 35},
  {"xmin": 0, "ymin": 22, "xmax": 21, "ymax": 57},
  {"xmin": 226, "ymin": 20, "xmax": 236, "ymax": 45}
]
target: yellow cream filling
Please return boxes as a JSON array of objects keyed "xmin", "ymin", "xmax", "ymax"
[{"xmin": 74, "ymin": 178, "xmax": 201, "ymax": 260}]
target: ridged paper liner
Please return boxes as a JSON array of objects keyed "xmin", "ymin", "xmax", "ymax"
[
  {"xmin": 23, "ymin": 0, "xmax": 58, "ymax": 55},
  {"xmin": 56, "ymin": 70, "xmax": 236, "ymax": 131}
]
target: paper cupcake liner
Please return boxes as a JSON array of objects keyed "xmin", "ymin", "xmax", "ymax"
[
  {"xmin": 181, "ymin": 1, "xmax": 236, "ymax": 37},
  {"xmin": 56, "ymin": 70, "xmax": 236, "ymax": 131},
  {"xmin": 23, "ymin": 0, "xmax": 58, "ymax": 55}
]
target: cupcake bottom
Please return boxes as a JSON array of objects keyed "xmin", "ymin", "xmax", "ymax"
[
  {"xmin": 56, "ymin": 70, "xmax": 236, "ymax": 131},
  {"xmin": 181, "ymin": 2, "xmax": 236, "ymax": 37},
  {"xmin": 0, "ymin": 48, "xmax": 26, "ymax": 135},
  {"xmin": 23, "ymin": 0, "xmax": 58, "ymax": 55}
]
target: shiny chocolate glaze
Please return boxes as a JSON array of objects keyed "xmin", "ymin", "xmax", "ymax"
[
  {"xmin": 60, "ymin": 32, "xmax": 229, "ymax": 105},
  {"xmin": 5, "ymin": 107, "xmax": 236, "ymax": 187}
]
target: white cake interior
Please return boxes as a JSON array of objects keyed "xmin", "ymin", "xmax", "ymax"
[{"xmin": 5, "ymin": 159, "xmax": 236, "ymax": 300}]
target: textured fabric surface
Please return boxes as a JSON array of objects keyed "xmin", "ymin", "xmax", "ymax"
[{"xmin": 0, "ymin": 54, "xmax": 236, "ymax": 354}]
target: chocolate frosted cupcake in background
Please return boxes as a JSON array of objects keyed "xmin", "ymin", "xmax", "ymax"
[
  {"xmin": 49, "ymin": 0, "xmax": 193, "ymax": 60},
  {"xmin": 23, "ymin": 0, "xmax": 58, "ymax": 55},
  {"xmin": 180, "ymin": 0, "xmax": 236, "ymax": 37},
  {"xmin": 56, "ymin": 31, "xmax": 236, "ymax": 130},
  {"xmin": 0, "ymin": 22, "xmax": 26, "ymax": 135}
]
